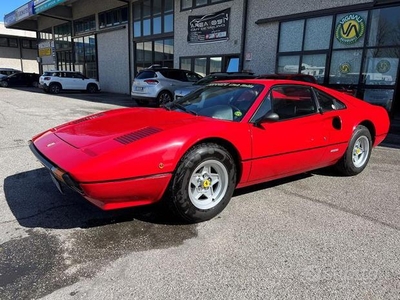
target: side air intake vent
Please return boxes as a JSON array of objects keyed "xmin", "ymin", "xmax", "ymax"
[{"xmin": 114, "ymin": 127, "xmax": 162, "ymax": 145}]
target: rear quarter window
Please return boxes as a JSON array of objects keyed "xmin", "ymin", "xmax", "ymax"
[{"xmin": 136, "ymin": 70, "xmax": 156, "ymax": 79}]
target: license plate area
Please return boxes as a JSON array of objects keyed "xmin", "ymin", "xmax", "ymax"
[{"xmin": 135, "ymin": 86, "xmax": 144, "ymax": 91}]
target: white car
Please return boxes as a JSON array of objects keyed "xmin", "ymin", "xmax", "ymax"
[
  {"xmin": 39, "ymin": 70, "xmax": 100, "ymax": 94},
  {"xmin": 131, "ymin": 67, "xmax": 202, "ymax": 106}
]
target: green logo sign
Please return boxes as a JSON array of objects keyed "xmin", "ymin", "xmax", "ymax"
[
  {"xmin": 376, "ymin": 60, "xmax": 391, "ymax": 73},
  {"xmin": 335, "ymin": 14, "xmax": 365, "ymax": 45},
  {"xmin": 339, "ymin": 62, "xmax": 351, "ymax": 74}
]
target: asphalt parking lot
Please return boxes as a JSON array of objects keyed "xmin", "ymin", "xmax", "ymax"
[{"xmin": 1, "ymin": 87, "xmax": 400, "ymax": 299}]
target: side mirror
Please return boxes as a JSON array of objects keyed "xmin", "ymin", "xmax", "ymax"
[
  {"xmin": 262, "ymin": 112, "xmax": 279, "ymax": 122},
  {"xmin": 253, "ymin": 112, "xmax": 279, "ymax": 128}
]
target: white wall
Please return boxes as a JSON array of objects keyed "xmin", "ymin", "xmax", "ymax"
[{"xmin": 97, "ymin": 27, "xmax": 130, "ymax": 94}]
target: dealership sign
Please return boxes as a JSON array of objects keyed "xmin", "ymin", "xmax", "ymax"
[
  {"xmin": 188, "ymin": 9, "xmax": 230, "ymax": 44},
  {"xmin": 4, "ymin": 1, "xmax": 34, "ymax": 27},
  {"xmin": 35, "ymin": 0, "xmax": 67, "ymax": 14},
  {"xmin": 335, "ymin": 14, "xmax": 366, "ymax": 45}
]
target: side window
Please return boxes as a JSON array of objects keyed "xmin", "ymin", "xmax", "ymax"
[
  {"xmin": 314, "ymin": 89, "xmax": 346, "ymax": 111},
  {"xmin": 271, "ymin": 85, "xmax": 316, "ymax": 120},
  {"xmin": 251, "ymin": 93, "xmax": 272, "ymax": 122},
  {"xmin": 186, "ymin": 71, "xmax": 201, "ymax": 82}
]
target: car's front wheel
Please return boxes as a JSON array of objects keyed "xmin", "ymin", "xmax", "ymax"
[
  {"xmin": 168, "ymin": 143, "xmax": 237, "ymax": 223},
  {"xmin": 336, "ymin": 125, "xmax": 372, "ymax": 175},
  {"xmin": 49, "ymin": 83, "xmax": 61, "ymax": 94},
  {"xmin": 157, "ymin": 91, "xmax": 172, "ymax": 106}
]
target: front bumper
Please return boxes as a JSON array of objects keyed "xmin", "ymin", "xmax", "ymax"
[
  {"xmin": 29, "ymin": 141, "xmax": 83, "ymax": 194},
  {"xmin": 29, "ymin": 141, "xmax": 172, "ymax": 210}
]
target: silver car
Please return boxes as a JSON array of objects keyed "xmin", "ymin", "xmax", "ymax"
[{"xmin": 131, "ymin": 68, "xmax": 202, "ymax": 106}]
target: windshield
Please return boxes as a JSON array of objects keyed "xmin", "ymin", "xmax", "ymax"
[{"xmin": 168, "ymin": 83, "xmax": 264, "ymax": 122}]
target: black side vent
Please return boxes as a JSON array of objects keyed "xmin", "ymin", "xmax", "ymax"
[
  {"xmin": 71, "ymin": 113, "xmax": 105, "ymax": 124},
  {"xmin": 114, "ymin": 127, "xmax": 162, "ymax": 145}
]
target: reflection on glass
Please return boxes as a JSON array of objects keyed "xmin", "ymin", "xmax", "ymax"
[
  {"xmin": 329, "ymin": 50, "xmax": 362, "ymax": 84},
  {"xmin": 143, "ymin": 19, "xmax": 151, "ymax": 36},
  {"xmin": 153, "ymin": 17, "xmax": 161, "ymax": 34},
  {"xmin": 363, "ymin": 89, "xmax": 394, "ymax": 112},
  {"xmin": 226, "ymin": 57, "xmax": 239, "ymax": 72},
  {"xmin": 279, "ymin": 20, "xmax": 304, "ymax": 52},
  {"xmin": 304, "ymin": 16, "xmax": 332, "ymax": 50},
  {"xmin": 164, "ymin": 14, "xmax": 173, "ymax": 33},
  {"xmin": 302, "ymin": 54, "xmax": 326, "ymax": 83},
  {"xmin": 195, "ymin": 58, "xmax": 207, "ymax": 77},
  {"xmin": 154, "ymin": 40, "xmax": 163, "ymax": 61},
  {"xmin": 368, "ymin": 7, "xmax": 400, "ymax": 47},
  {"xmin": 363, "ymin": 49, "xmax": 398, "ymax": 86},
  {"xmin": 278, "ymin": 56, "xmax": 300, "ymax": 73},
  {"xmin": 181, "ymin": 58, "xmax": 191, "ymax": 70},
  {"xmin": 210, "ymin": 57, "xmax": 222, "ymax": 73},
  {"xmin": 134, "ymin": 21, "xmax": 141, "ymax": 37}
]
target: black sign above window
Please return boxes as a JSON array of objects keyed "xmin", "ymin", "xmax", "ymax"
[{"xmin": 187, "ymin": 8, "xmax": 230, "ymax": 44}]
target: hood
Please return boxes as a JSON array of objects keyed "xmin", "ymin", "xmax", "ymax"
[{"xmin": 53, "ymin": 107, "xmax": 198, "ymax": 149}]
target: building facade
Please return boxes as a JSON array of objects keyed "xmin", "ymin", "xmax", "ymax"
[
  {"xmin": 0, "ymin": 22, "xmax": 39, "ymax": 73},
  {"xmin": 4, "ymin": 0, "xmax": 400, "ymax": 116}
]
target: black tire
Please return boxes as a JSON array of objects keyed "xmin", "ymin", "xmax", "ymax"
[
  {"xmin": 49, "ymin": 83, "xmax": 61, "ymax": 94},
  {"xmin": 32, "ymin": 81, "xmax": 39, "ymax": 88},
  {"xmin": 157, "ymin": 91, "xmax": 173, "ymax": 106},
  {"xmin": 168, "ymin": 143, "xmax": 237, "ymax": 223},
  {"xmin": 87, "ymin": 83, "xmax": 98, "ymax": 93},
  {"xmin": 1, "ymin": 81, "xmax": 9, "ymax": 87},
  {"xmin": 336, "ymin": 125, "xmax": 372, "ymax": 176}
]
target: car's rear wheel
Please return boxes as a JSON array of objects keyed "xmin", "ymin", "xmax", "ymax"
[
  {"xmin": 1, "ymin": 81, "xmax": 8, "ymax": 87},
  {"xmin": 49, "ymin": 83, "xmax": 61, "ymax": 94},
  {"xmin": 87, "ymin": 83, "xmax": 98, "ymax": 93},
  {"xmin": 336, "ymin": 125, "xmax": 372, "ymax": 175},
  {"xmin": 157, "ymin": 91, "xmax": 172, "ymax": 106},
  {"xmin": 168, "ymin": 143, "xmax": 237, "ymax": 223}
]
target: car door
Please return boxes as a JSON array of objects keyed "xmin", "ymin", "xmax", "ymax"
[{"xmin": 247, "ymin": 85, "xmax": 327, "ymax": 183}]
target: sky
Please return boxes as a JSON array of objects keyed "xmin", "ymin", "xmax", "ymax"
[{"xmin": 0, "ymin": 0, "xmax": 30, "ymax": 22}]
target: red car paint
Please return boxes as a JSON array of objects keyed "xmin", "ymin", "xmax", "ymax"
[{"xmin": 30, "ymin": 80, "xmax": 390, "ymax": 211}]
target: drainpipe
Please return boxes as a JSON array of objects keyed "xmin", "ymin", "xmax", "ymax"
[{"xmin": 239, "ymin": 0, "xmax": 249, "ymax": 72}]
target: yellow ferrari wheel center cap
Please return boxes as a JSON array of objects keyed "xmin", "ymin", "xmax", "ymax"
[{"xmin": 203, "ymin": 179, "xmax": 211, "ymax": 188}]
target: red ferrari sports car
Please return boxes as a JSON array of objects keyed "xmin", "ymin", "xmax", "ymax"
[{"xmin": 29, "ymin": 79, "xmax": 390, "ymax": 222}]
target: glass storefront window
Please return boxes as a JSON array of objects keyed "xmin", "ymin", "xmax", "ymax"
[
  {"xmin": 195, "ymin": 58, "xmax": 207, "ymax": 77},
  {"xmin": 304, "ymin": 16, "xmax": 332, "ymax": 50},
  {"xmin": 210, "ymin": 57, "xmax": 222, "ymax": 73},
  {"xmin": 279, "ymin": 20, "xmax": 304, "ymax": 52},
  {"xmin": 278, "ymin": 56, "xmax": 300, "ymax": 73},
  {"xmin": 368, "ymin": 7, "xmax": 400, "ymax": 47},
  {"xmin": 181, "ymin": 58, "xmax": 191, "ymax": 70},
  {"xmin": 329, "ymin": 49, "xmax": 363, "ymax": 84},
  {"xmin": 333, "ymin": 11, "xmax": 368, "ymax": 49},
  {"xmin": 164, "ymin": 39, "xmax": 174, "ymax": 60},
  {"xmin": 143, "ymin": 19, "xmax": 151, "ymax": 36},
  {"xmin": 153, "ymin": 17, "xmax": 162, "ymax": 34},
  {"xmin": 302, "ymin": 54, "xmax": 326, "ymax": 83},
  {"xmin": 164, "ymin": 14, "xmax": 173, "ymax": 33},
  {"xmin": 364, "ymin": 89, "xmax": 394, "ymax": 112},
  {"xmin": 363, "ymin": 48, "xmax": 398, "ymax": 86}
]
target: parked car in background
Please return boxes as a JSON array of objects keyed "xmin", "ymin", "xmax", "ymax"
[
  {"xmin": 39, "ymin": 70, "xmax": 100, "ymax": 94},
  {"xmin": 131, "ymin": 67, "xmax": 203, "ymax": 106},
  {"xmin": 174, "ymin": 72, "xmax": 256, "ymax": 100},
  {"xmin": 30, "ymin": 79, "xmax": 389, "ymax": 223},
  {"xmin": 0, "ymin": 72, "xmax": 40, "ymax": 87},
  {"xmin": 0, "ymin": 68, "xmax": 21, "ymax": 79},
  {"xmin": 257, "ymin": 73, "xmax": 318, "ymax": 83}
]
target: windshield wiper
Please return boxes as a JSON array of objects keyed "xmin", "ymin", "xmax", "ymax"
[{"xmin": 163, "ymin": 102, "xmax": 198, "ymax": 116}]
